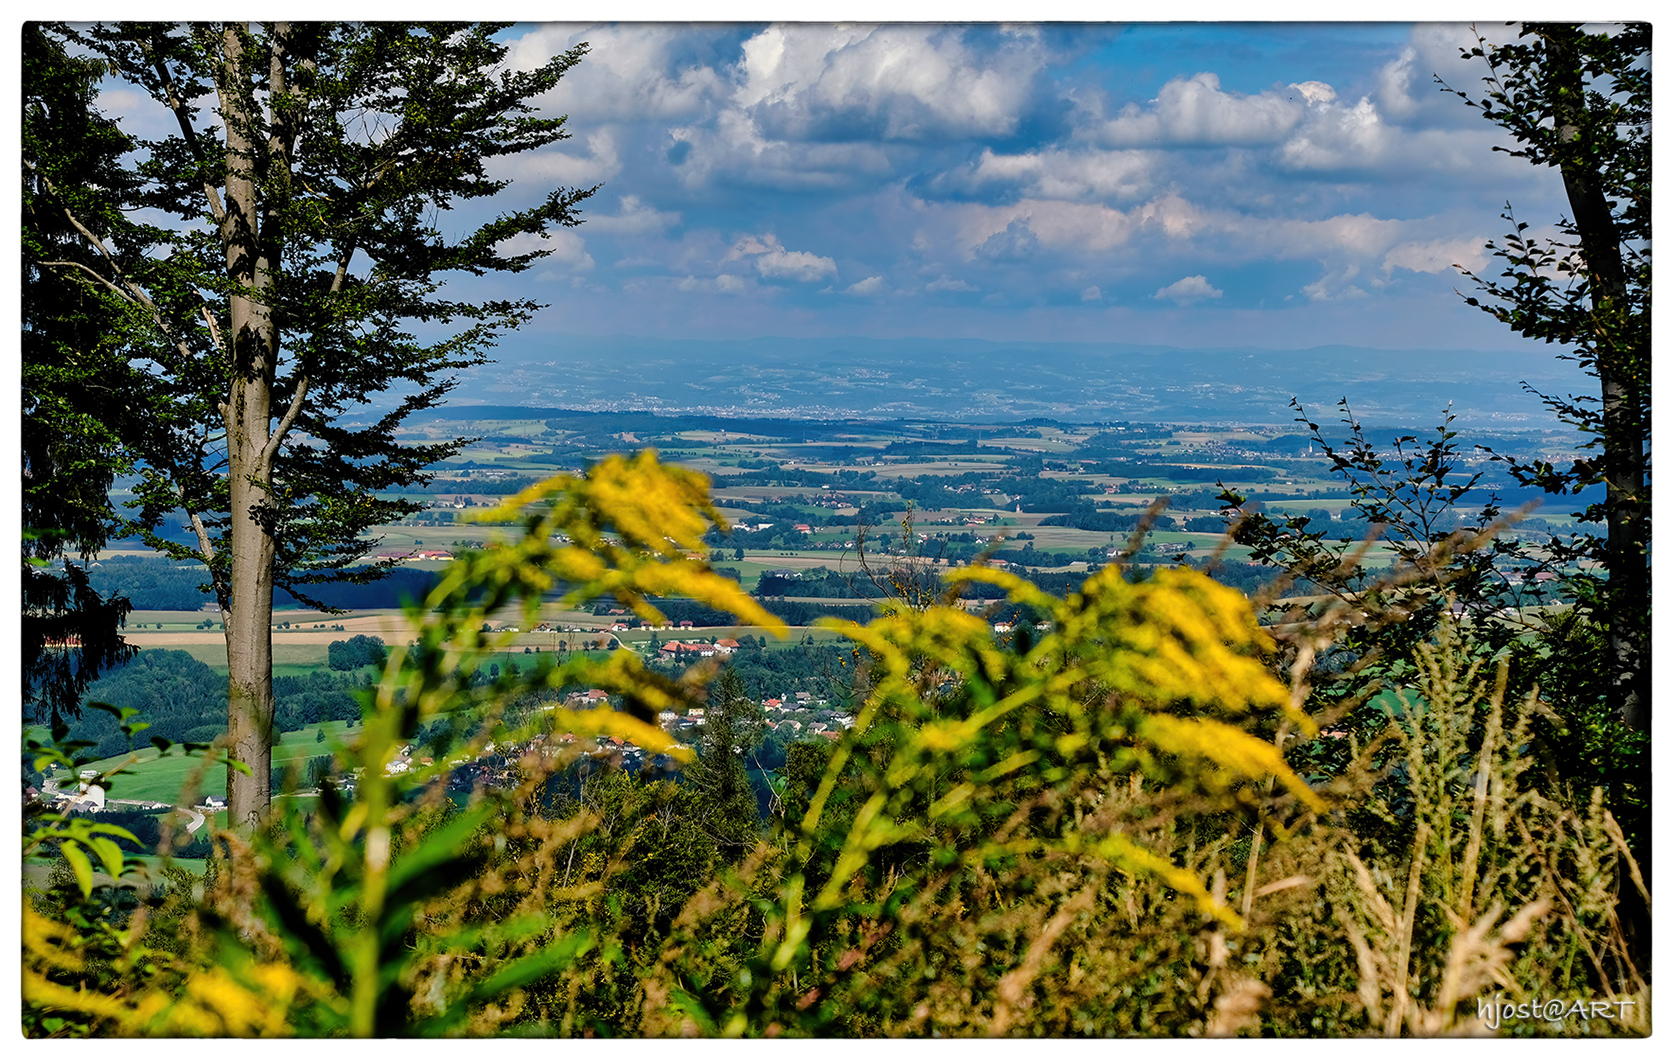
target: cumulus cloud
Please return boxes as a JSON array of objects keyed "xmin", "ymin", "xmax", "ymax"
[
  {"xmin": 1278, "ymin": 96, "xmax": 1392, "ymax": 170},
  {"xmin": 1095, "ymin": 72, "xmax": 1316, "ymax": 147},
  {"xmin": 491, "ymin": 128, "xmax": 622, "ymax": 187},
  {"xmin": 652, "ymin": 23, "xmax": 1059, "ymax": 192},
  {"xmin": 735, "ymin": 24, "xmax": 1047, "ymax": 142},
  {"xmin": 506, "ymin": 23, "xmax": 732, "ymax": 122},
  {"xmin": 939, "ymin": 189, "xmax": 1409, "ymax": 273},
  {"xmin": 585, "ymin": 195, "xmax": 682, "ymax": 235},
  {"xmin": 1154, "ymin": 275, "xmax": 1223, "ymax": 304},
  {"xmin": 936, "ymin": 146, "xmax": 1156, "ymax": 202},
  {"xmin": 724, "ymin": 233, "xmax": 838, "ymax": 281},
  {"xmin": 1081, "ymin": 286, "xmax": 1102, "ymax": 302},
  {"xmin": 495, "ymin": 229, "xmax": 593, "ymax": 272},
  {"xmin": 843, "ymin": 276, "xmax": 885, "ymax": 295},
  {"xmin": 1383, "ymin": 236, "xmax": 1490, "ymax": 276},
  {"xmin": 951, "ymin": 199, "xmax": 1136, "ymax": 260},
  {"xmin": 975, "ymin": 218, "xmax": 1042, "ymax": 261},
  {"xmin": 667, "ymin": 115, "xmax": 894, "ymax": 190},
  {"xmin": 926, "ymin": 274, "xmax": 977, "ymax": 292},
  {"xmin": 1375, "ymin": 23, "xmax": 1505, "ymax": 122}
]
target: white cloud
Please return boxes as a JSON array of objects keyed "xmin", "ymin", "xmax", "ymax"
[
  {"xmin": 491, "ymin": 128, "xmax": 622, "ymax": 187},
  {"xmin": 585, "ymin": 195, "xmax": 682, "ymax": 235},
  {"xmin": 936, "ymin": 188, "xmax": 1412, "ymax": 275},
  {"xmin": 675, "ymin": 273, "xmax": 749, "ymax": 294},
  {"xmin": 926, "ymin": 274, "xmax": 977, "ymax": 292},
  {"xmin": 495, "ymin": 229, "xmax": 593, "ymax": 272},
  {"xmin": 1278, "ymin": 96, "xmax": 1390, "ymax": 170},
  {"xmin": 668, "ymin": 115, "xmax": 894, "ymax": 190},
  {"xmin": 956, "ymin": 200, "xmax": 1137, "ymax": 259},
  {"xmin": 1154, "ymin": 275, "xmax": 1222, "ymax": 304},
  {"xmin": 1382, "ymin": 236, "xmax": 1490, "ymax": 276},
  {"xmin": 1376, "ymin": 23, "xmax": 1508, "ymax": 122},
  {"xmin": 657, "ymin": 24, "xmax": 1055, "ymax": 191},
  {"xmin": 724, "ymin": 233, "xmax": 838, "ymax": 282},
  {"xmin": 844, "ymin": 276, "xmax": 885, "ymax": 295},
  {"xmin": 1301, "ymin": 264, "xmax": 1369, "ymax": 301},
  {"xmin": 975, "ymin": 218, "xmax": 1041, "ymax": 261},
  {"xmin": 759, "ymin": 248, "xmax": 840, "ymax": 281},
  {"xmin": 939, "ymin": 146, "xmax": 1157, "ymax": 202},
  {"xmin": 507, "ymin": 24, "xmax": 731, "ymax": 122},
  {"xmin": 1081, "ymin": 286, "xmax": 1102, "ymax": 302},
  {"xmin": 1290, "ymin": 81, "xmax": 1337, "ymax": 106},
  {"xmin": 1095, "ymin": 72, "xmax": 1314, "ymax": 147},
  {"xmin": 735, "ymin": 24, "xmax": 1046, "ymax": 142}
]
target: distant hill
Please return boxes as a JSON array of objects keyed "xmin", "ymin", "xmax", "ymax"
[{"xmin": 426, "ymin": 336, "xmax": 1586, "ymax": 426}]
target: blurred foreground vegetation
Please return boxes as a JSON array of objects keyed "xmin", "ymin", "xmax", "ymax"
[{"xmin": 23, "ymin": 453, "xmax": 1648, "ymax": 1037}]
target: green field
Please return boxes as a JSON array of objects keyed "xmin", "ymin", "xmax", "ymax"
[{"xmin": 47, "ymin": 719, "xmax": 366, "ymax": 806}]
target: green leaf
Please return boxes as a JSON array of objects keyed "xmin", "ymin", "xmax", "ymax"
[
  {"xmin": 61, "ymin": 841, "xmax": 94, "ymax": 898},
  {"xmin": 86, "ymin": 835, "xmax": 128, "ymax": 880}
]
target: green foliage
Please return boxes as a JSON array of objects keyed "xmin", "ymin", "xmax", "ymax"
[
  {"xmin": 327, "ymin": 635, "xmax": 389, "ymax": 672},
  {"xmin": 20, "ymin": 22, "xmax": 142, "ymax": 722},
  {"xmin": 683, "ymin": 669, "xmax": 767, "ymax": 854},
  {"xmin": 1444, "ymin": 23, "xmax": 1649, "ymax": 732},
  {"xmin": 22, "ymin": 453, "xmax": 1647, "ymax": 1037}
]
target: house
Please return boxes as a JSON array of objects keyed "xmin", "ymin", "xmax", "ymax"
[{"xmin": 714, "ymin": 638, "xmax": 740, "ymax": 654}]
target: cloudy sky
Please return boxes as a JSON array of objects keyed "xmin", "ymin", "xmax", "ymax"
[
  {"xmin": 77, "ymin": 14, "xmax": 1605, "ymax": 355},
  {"xmin": 450, "ymin": 18, "xmax": 1580, "ymax": 353}
]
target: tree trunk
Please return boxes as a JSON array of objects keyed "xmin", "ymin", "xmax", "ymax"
[
  {"xmin": 1544, "ymin": 28, "xmax": 1650, "ymax": 733},
  {"xmin": 219, "ymin": 25, "xmax": 282, "ymax": 826},
  {"xmin": 1541, "ymin": 26, "xmax": 1652, "ymax": 971}
]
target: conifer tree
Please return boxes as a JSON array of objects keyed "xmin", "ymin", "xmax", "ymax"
[
  {"xmin": 26, "ymin": 22, "xmax": 598, "ymax": 823},
  {"xmin": 21, "ymin": 24, "xmax": 144, "ymax": 722}
]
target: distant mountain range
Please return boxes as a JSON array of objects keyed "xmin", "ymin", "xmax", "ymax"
[{"xmin": 442, "ymin": 336, "xmax": 1590, "ymax": 427}]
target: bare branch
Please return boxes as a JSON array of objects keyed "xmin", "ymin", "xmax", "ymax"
[
  {"xmin": 141, "ymin": 38, "xmax": 228, "ymax": 227},
  {"xmin": 260, "ymin": 376, "xmax": 310, "ymax": 465},
  {"xmin": 199, "ymin": 304, "xmax": 227, "ymax": 354},
  {"xmin": 29, "ymin": 158, "xmax": 210, "ymax": 366}
]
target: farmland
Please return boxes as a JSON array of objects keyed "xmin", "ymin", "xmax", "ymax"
[
  {"xmin": 92, "ymin": 407, "xmax": 1586, "ymax": 643},
  {"xmin": 41, "ymin": 406, "xmax": 1585, "ymax": 862}
]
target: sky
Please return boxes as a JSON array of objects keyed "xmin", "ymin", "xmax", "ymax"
[
  {"xmin": 435, "ymin": 18, "xmax": 1581, "ymax": 352},
  {"xmin": 54, "ymin": 11, "xmax": 1628, "ymax": 356}
]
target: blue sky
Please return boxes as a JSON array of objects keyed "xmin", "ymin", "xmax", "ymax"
[
  {"xmin": 436, "ymin": 19, "xmax": 1582, "ymax": 353},
  {"xmin": 74, "ymin": 15, "xmax": 1608, "ymax": 354}
]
